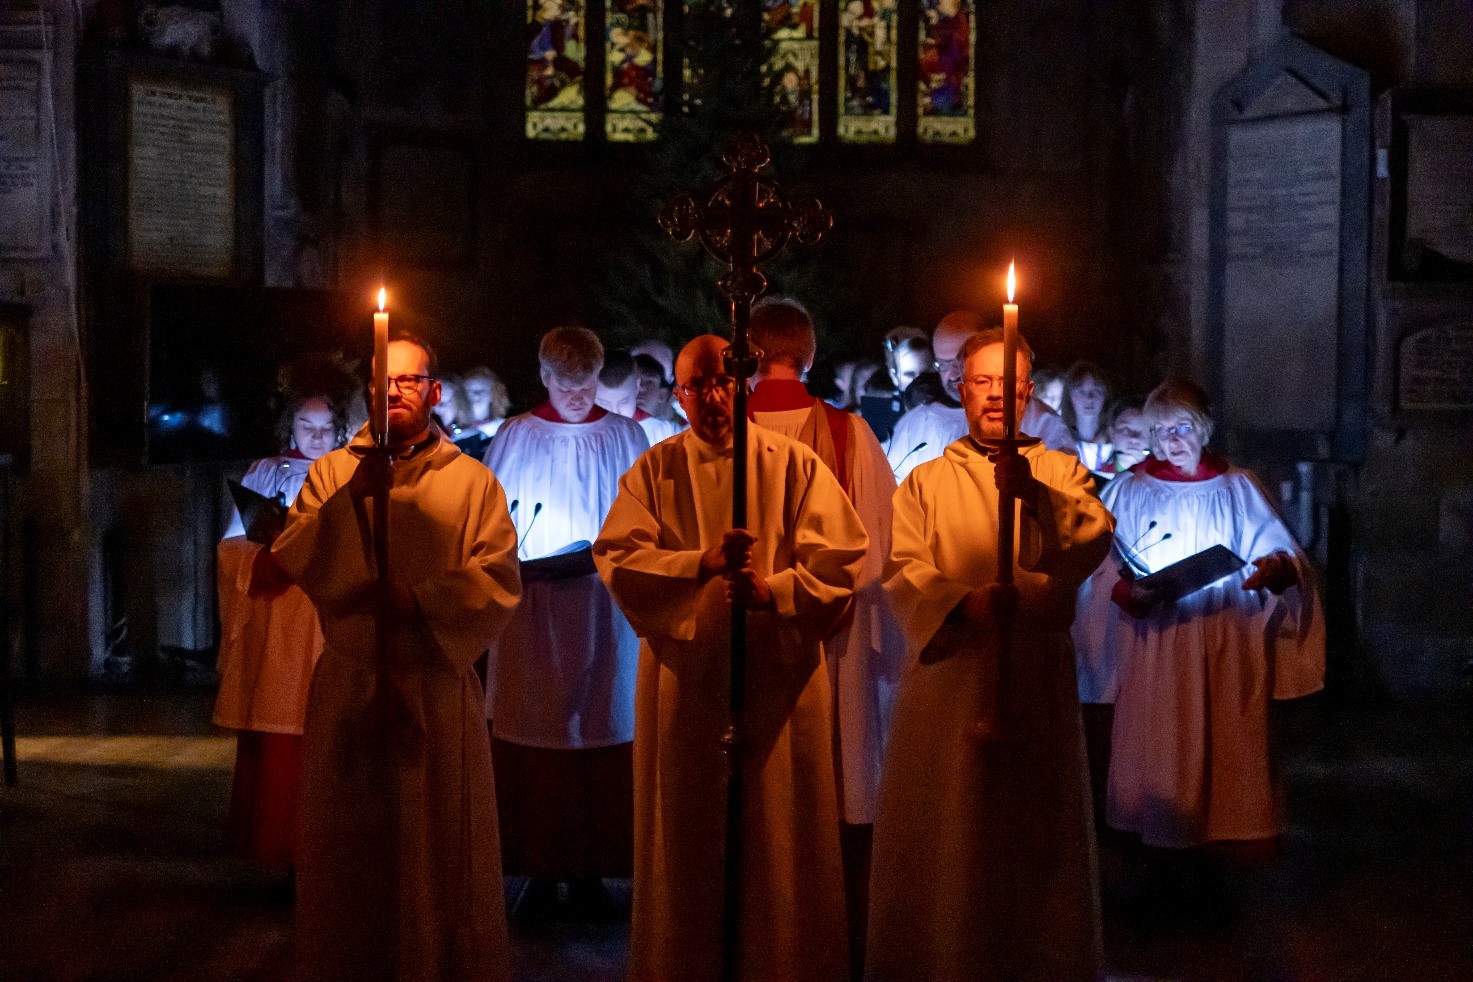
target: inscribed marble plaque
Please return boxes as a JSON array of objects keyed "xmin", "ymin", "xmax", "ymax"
[
  {"xmin": 1404, "ymin": 114, "xmax": 1473, "ymax": 265},
  {"xmin": 1399, "ymin": 323, "xmax": 1473, "ymax": 411},
  {"xmin": 128, "ymin": 79, "xmax": 235, "ymax": 278},
  {"xmin": 0, "ymin": 52, "xmax": 48, "ymax": 258},
  {"xmin": 1223, "ymin": 113, "xmax": 1342, "ymax": 431}
]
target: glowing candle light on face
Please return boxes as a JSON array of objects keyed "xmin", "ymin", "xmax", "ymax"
[
  {"xmin": 373, "ymin": 288, "xmax": 389, "ymax": 447},
  {"xmin": 1003, "ymin": 261, "xmax": 1019, "ymax": 440}
]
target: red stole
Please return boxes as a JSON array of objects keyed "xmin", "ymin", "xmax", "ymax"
[
  {"xmin": 531, "ymin": 402, "xmax": 608, "ymax": 424},
  {"xmin": 748, "ymin": 379, "xmax": 850, "ymax": 494}
]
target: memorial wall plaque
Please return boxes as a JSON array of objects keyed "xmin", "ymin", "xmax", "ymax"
[
  {"xmin": 1209, "ymin": 37, "xmax": 1371, "ymax": 461},
  {"xmin": 1223, "ymin": 113, "xmax": 1342, "ymax": 432},
  {"xmin": 1398, "ymin": 323, "xmax": 1473, "ymax": 411},
  {"xmin": 0, "ymin": 51, "xmax": 49, "ymax": 258},
  {"xmin": 127, "ymin": 77, "xmax": 235, "ymax": 278},
  {"xmin": 1403, "ymin": 114, "xmax": 1473, "ymax": 266}
]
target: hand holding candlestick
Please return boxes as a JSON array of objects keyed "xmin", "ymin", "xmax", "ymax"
[{"xmin": 971, "ymin": 261, "xmax": 1040, "ymax": 742}]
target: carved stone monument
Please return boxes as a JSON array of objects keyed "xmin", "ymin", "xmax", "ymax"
[{"xmin": 1208, "ymin": 36, "xmax": 1371, "ymax": 460}]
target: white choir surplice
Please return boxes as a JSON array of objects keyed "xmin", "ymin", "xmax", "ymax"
[
  {"xmin": 273, "ymin": 427, "xmax": 521, "ymax": 982},
  {"xmin": 215, "ymin": 454, "xmax": 322, "ymax": 734},
  {"xmin": 637, "ymin": 412, "xmax": 686, "ymax": 447},
  {"xmin": 483, "ymin": 410, "xmax": 648, "ymax": 748},
  {"xmin": 751, "ymin": 397, "xmax": 901, "ymax": 825},
  {"xmin": 1075, "ymin": 438, "xmax": 1114, "ymax": 475},
  {"xmin": 867, "ymin": 438, "xmax": 1113, "ymax": 982},
  {"xmin": 886, "ymin": 398, "xmax": 1074, "ymax": 482},
  {"xmin": 594, "ymin": 425, "xmax": 867, "ymax": 982},
  {"xmin": 1072, "ymin": 465, "xmax": 1324, "ymax": 847},
  {"xmin": 223, "ymin": 454, "xmax": 312, "ymax": 538}
]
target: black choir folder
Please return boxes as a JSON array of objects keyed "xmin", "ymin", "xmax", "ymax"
[
  {"xmin": 227, "ymin": 480, "xmax": 288, "ymax": 545},
  {"xmin": 520, "ymin": 541, "xmax": 596, "ymax": 584},
  {"xmin": 1122, "ymin": 544, "xmax": 1247, "ymax": 603}
]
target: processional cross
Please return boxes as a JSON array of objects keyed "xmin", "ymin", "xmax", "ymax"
[{"xmin": 659, "ymin": 134, "xmax": 831, "ymax": 982}]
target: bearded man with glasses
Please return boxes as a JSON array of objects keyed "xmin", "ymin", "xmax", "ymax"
[
  {"xmin": 885, "ymin": 310, "xmax": 1075, "ymax": 482},
  {"xmin": 867, "ymin": 327, "xmax": 1113, "ymax": 981},
  {"xmin": 272, "ymin": 330, "xmax": 523, "ymax": 980}
]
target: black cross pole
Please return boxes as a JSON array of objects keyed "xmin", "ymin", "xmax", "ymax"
[{"xmin": 659, "ymin": 135, "xmax": 831, "ymax": 982}]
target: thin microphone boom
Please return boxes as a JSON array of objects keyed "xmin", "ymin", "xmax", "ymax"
[
  {"xmin": 517, "ymin": 502, "xmax": 543, "ymax": 556},
  {"xmin": 891, "ymin": 442, "xmax": 928, "ymax": 476}
]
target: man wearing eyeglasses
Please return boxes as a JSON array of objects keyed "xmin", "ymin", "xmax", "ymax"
[
  {"xmin": 482, "ymin": 325, "xmax": 649, "ymax": 916},
  {"xmin": 885, "ymin": 310, "xmax": 1075, "ymax": 482},
  {"xmin": 595, "ymin": 334, "xmax": 868, "ymax": 981},
  {"xmin": 867, "ymin": 327, "xmax": 1113, "ymax": 981},
  {"xmin": 272, "ymin": 330, "xmax": 523, "ymax": 981}
]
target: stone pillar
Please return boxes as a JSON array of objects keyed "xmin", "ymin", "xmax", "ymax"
[{"xmin": 0, "ymin": 1, "xmax": 93, "ymax": 682}]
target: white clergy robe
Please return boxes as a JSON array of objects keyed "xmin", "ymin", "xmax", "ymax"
[
  {"xmin": 751, "ymin": 383, "xmax": 902, "ymax": 825},
  {"xmin": 1072, "ymin": 465, "xmax": 1324, "ymax": 847},
  {"xmin": 273, "ymin": 427, "xmax": 521, "ymax": 982},
  {"xmin": 215, "ymin": 454, "xmax": 322, "ymax": 735},
  {"xmin": 594, "ymin": 425, "xmax": 867, "ymax": 982},
  {"xmin": 482, "ymin": 409, "xmax": 648, "ymax": 748},
  {"xmin": 868, "ymin": 438, "xmax": 1113, "ymax": 982},
  {"xmin": 886, "ymin": 398, "xmax": 1074, "ymax": 482},
  {"xmin": 637, "ymin": 412, "xmax": 686, "ymax": 447}
]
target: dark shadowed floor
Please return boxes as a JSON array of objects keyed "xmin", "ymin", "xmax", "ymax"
[{"xmin": 0, "ymin": 689, "xmax": 1468, "ymax": 981}]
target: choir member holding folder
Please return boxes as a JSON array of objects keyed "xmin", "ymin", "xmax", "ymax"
[{"xmin": 1072, "ymin": 379, "xmax": 1324, "ymax": 857}]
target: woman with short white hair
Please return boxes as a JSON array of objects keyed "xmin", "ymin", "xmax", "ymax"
[{"xmin": 1071, "ymin": 379, "xmax": 1324, "ymax": 864}]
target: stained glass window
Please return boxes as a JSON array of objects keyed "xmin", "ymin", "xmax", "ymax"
[
  {"xmin": 606, "ymin": 0, "xmax": 663, "ymax": 141},
  {"xmin": 765, "ymin": 0, "xmax": 820, "ymax": 144},
  {"xmin": 527, "ymin": 0, "xmax": 587, "ymax": 140},
  {"xmin": 917, "ymin": 0, "xmax": 974, "ymax": 143},
  {"xmin": 839, "ymin": 0, "xmax": 897, "ymax": 143}
]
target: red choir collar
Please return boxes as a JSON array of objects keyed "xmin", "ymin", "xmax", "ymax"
[
  {"xmin": 285, "ymin": 448, "xmax": 310, "ymax": 461},
  {"xmin": 531, "ymin": 402, "xmax": 608, "ymax": 424},
  {"xmin": 633, "ymin": 408, "xmax": 651, "ymax": 421},
  {"xmin": 748, "ymin": 378, "xmax": 815, "ymax": 414},
  {"xmin": 1135, "ymin": 450, "xmax": 1229, "ymax": 482}
]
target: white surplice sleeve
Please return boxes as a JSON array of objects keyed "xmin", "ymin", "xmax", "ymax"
[
  {"xmin": 594, "ymin": 458, "xmax": 709, "ymax": 643},
  {"xmin": 410, "ymin": 470, "xmax": 522, "ymax": 671},
  {"xmin": 883, "ymin": 473, "xmax": 975, "ymax": 660},
  {"xmin": 1233, "ymin": 472, "xmax": 1325, "ymax": 700},
  {"xmin": 762, "ymin": 456, "xmax": 868, "ymax": 641},
  {"xmin": 1017, "ymin": 451, "xmax": 1115, "ymax": 588}
]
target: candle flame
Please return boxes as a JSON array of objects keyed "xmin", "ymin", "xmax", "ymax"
[
  {"xmin": 377, "ymin": 288, "xmax": 387, "ymax": 312},
  {"xmin": 1006, "ymin": 261, "xmax": 1016, "ymax": 303}
]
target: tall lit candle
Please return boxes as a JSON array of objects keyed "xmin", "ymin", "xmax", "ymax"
[
  {"xmin": 373, "ymin": 288, "xmax": 389, "ymax": 447},
  {"xmin": 1002, "ymin": 261, "xmax": 1018, "ymax": 441}
]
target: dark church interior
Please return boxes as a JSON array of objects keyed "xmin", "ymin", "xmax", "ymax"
[{"xmin": 1, "ymin": 0, "xmax": 1471, "ymax": 979}]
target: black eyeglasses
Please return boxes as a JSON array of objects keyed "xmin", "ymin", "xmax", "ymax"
[
  {"xmin": 385, "ymin": 374, "xmax": 435, "ymax": 392},
  {"xmin": 675, "ymin": 376, "xmax": 735, "ymax": 398}
]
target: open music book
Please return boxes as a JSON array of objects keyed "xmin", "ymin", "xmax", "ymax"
[
  {"xmin": 227, "ymin": 480, "xmax": 287, "ymax": 545},
  {"xmin": 1122, "ymin": 544, "xmax": 1247, "ymax": 603}
]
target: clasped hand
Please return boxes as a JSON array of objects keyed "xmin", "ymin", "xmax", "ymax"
[
  {"xmin": 986, "ymin": 448, "xmax": 1037, "ymax": 506},
  {"xmin": 956, "ymin": 581, "xmax": 1019, "ymax": 626},
  {"xmin": 699, "ymin": 529, "xmax": 774, "ymax": 611},
  {"xmin": 349, "ymin": 450, "xmax": 393, "ymax": 499}
]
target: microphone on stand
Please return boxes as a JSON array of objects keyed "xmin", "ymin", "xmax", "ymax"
[
  {"xmin": 517, "ymin": 502, "xmax": 543, "ymax": 557},
  {"xmin": 1122, "ymin": 526, "xmax": 1174, "ymax": 576},
  {"xmin": 507, "ymin": 498, "xmax": 519, "ymax": 519},
  {"xmin": 1117, "ymin": 520, "xmax": 1158, "ymax": 575},
  {"xmin": 891, "ymin": 442, "xmax": 929, "ymax": 477}
]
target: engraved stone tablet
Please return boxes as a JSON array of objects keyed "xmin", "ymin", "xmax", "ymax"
[
  {"xmin": 0, "ymin": 52, "xmax": 48, "ymax": 258},
  {"xmin": 1223, "ymin": 112, "xmax": 1342, "ymax": 431},
  {"xmin": 1398, "ymin": 323, "xmax": 1473, "ymax": 411},
  {"xmin": 1403, "ymin": 114, "xmax": 1473, "ymax": 265},
  {"xmin": 127, "ymin": 78, "xmax": 235, "ymax": 277}
]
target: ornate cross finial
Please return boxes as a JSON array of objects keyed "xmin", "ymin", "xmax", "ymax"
[{"xmin": 658, "ymin": 134, "xmax": 833, "ymax": 305}]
